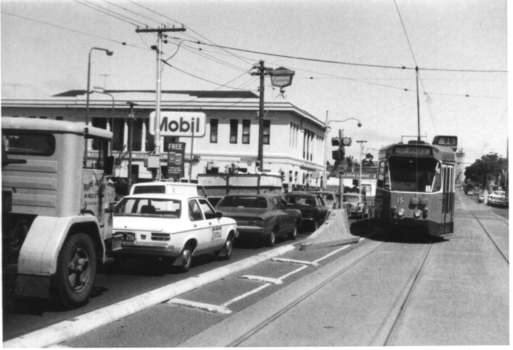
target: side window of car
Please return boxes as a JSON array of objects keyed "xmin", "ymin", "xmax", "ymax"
[
  {"xmin": 277, "ymin": 198, "xmax": 288, "ymax": 210},
  {"xmin": 188, "ymin": 200, "xmax": 204, "ymax": 221},
  {"xmin": 199, "ymin": 199, "xmax": 217, "ymax": 220}
]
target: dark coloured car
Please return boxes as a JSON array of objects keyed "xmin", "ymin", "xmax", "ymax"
[
  {"xmin": 215, "ymin": 194, "xmax": 302, "ymax": 247},
  {"xmin": 284, "ymin": 192, "xmax": 330, "ymax": 231}
]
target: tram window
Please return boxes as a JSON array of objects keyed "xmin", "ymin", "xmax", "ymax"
[
  {"xmin": 377, "ymin": 161, "xmax": 385, "ymax": 188},
  {"xmin": 388, "ymin": 158, "xmax": 438, "ymax": 192},
  {"xmin": 433, "ymin": 163, "xmax": 442, "ymax": 192},
  {"xmin": 384, "ymin": 162, "xmax": 391, "ymax": 190}
]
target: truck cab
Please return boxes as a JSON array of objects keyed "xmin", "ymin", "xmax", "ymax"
[{"xmin": 2, "ymin": 117, "xmax": 121, "ymax": 308}]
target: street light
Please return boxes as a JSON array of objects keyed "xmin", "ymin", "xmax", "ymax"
[
  {"xmin": 85, "ymin": 47, "xmax": 113, "ymax": 127},
  {"xmin": 92, "ymin": 87, "xmax": 115, "ymax": 154},
  {"xmin": 323, "ymin": 112, "xmax": 362, "ymax": 190}
]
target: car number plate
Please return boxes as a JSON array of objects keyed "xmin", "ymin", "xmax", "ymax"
[{"xmin": 123, "ymin": 232, "xmax": 136, "ymax": 242}]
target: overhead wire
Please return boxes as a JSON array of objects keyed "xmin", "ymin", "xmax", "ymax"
[
  {"xmin": 393, "ymin": 0, "xmax": 437, "ymax": 135},
  {"xmin": 76, "ymin": 0, "xmax": 147, "ymax": 27}
]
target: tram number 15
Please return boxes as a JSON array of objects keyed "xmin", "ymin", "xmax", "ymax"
[{"xmin": 397, "ymin": 197, "xmax": 404, "ymax": 204}]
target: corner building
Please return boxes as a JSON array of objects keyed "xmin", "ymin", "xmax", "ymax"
[{"xmin": 1, "ymin": 93, "xmax": 326, "ymax": 191}]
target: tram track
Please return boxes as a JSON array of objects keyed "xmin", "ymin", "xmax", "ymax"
[
  {"xmin": 221, "ymin": 231, "xmax": 438, "ymax": 347},
  {"xmin": 459, "ymin": 198, "xmax": 509, "ymax": 264}
]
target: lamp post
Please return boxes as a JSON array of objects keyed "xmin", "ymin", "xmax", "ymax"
[
  {"xmin": 84, "ymin": 47, "xmax": 113, "ymax": 167},
  {"xmin": 92, "ymin": 87, "xmax": 115, "ymax": 155},
  {"xmin": 323, "ymin": 113, "xmax": 362, "ymax": 189},
  {"xmin": 357, "ymin": 140, "xmax": 367, "ymax": 195},
  {"xmin": 85, "ymin": 48, "xmax": 113, "ymax": 126}
]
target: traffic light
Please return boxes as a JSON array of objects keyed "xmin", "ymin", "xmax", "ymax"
[{"xmin": 332, "ymin": 148, "xmax": 345, "ymax": 160}]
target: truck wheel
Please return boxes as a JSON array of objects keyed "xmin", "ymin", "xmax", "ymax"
[
  {"xmin": 179, "ymin": 244, "xmax": 193, "ymax": 273},
  {"xmin": 54, "ymin": 233, "xmax": 96, "ymax": 309}
]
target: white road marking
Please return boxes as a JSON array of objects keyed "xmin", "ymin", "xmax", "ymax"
[
  {"xmin": 167, "ymin": 298, "xmax": 232, "ymax": 315},
  {"xmin": 278, "ymin": 265, "xmax": 308, "ymax": 280},
  {"xmin": 221, "ymin": 284, "xmax": 271, "ymax": 307},
  {"xmin": 240, "ymin": 275, "xmax": 283, "ymax": 285},
  {"xmin": 272, "ymin": 258, "xmax": 319, "ymax": 266},
  {"xmin": 313, "ymin": 245, "xmax": 351, "ymax": 264}
]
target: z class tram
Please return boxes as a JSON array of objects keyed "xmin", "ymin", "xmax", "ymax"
[{"xmin": 374, "ymin": 136, "xmax": 458, "ymax": 238}]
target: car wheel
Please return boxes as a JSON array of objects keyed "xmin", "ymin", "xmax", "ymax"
[
  {"xmin": 288, "ymin": 226, "xmax": 297, "ymax": 240},
  {"xmin": 179, "ymin": 244, "xmax": 193, "ymax": 273},
  {"xmin": 311, "ymin": 220, "xmax": 319, "ymax": 232},
  {"xmin": 218, "ymin": 235, "xmax": 233, "ymax": 260},
  {"xmin": 265, "ymin": 229, "xmax": 276, "ymax": 247},
  {"xmin": 53, "ymin": 233, "xmax": 96, "ymax": 309}
]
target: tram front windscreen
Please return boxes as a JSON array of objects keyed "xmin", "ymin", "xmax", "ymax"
[{"xmin": 388, "ymin": 158, "xmax": 441, "ymax": 193}]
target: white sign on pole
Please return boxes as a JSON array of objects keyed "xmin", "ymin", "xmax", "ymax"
[{"xmin": 149, "ymin": 112, "xmax": 206, "ymax": 137}]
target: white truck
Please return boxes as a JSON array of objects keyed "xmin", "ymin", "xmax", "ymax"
[{"xmin": 2, "ymin": 117, "xmax": 121, "ymax": 309}]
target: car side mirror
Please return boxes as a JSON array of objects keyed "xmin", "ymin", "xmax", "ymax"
[{"xmin": 215, "ymin": 211, "xmax": 223, "ymax": 219}]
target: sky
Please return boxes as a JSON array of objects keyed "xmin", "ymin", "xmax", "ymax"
[{"xmin": 1, "ymin": 0, "xmax": 508, "ymax": 166}]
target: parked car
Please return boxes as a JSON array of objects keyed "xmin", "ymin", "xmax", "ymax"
[
  {"xmin": 215, "ymin": 194, "xmax": 302, "ymax": 247},
  {"xmin": 113, "ymin": 194, "xmax": 237, "ymax": 272},
  {"xmin": 207, "ymin": 196, "xmax": 224, "ymax": 207},
  {"xmin": 284, "ymin": 192, "xmax": 330, "ymax": 231},
  {"xmin": 342, "ymin": 193, "xmax": 369, "ymax": 218},
  {"xmin": 488, "ymin": 191, "xmax": 508, "ymax": 207},
  {"xmin": 309, "ymin": 191, "xmax": 341, "ymax": 209}
]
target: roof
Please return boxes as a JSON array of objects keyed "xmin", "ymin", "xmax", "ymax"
[
  {"xmin": 222, "ymin": 193, "xmax": 280, "ymax": 198},
  {"xmin": 1, "ymin": 117, "xmax": 112, "ymax": 139},
  {"xmin": 124, "ymin": 193, "xmax": 201, "ymax": 200},
  {"xmin": 54, "ymin": 90, "xmax": 258, "ymax": 99}
]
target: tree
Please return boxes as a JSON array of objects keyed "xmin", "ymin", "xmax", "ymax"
[
  {"xmin": 362, "ymin": 153, "xmax": 374, "ymax": 167},
  {"xmin": 464, "ymin": 152, "xmax": 508, "ymax": 190}
]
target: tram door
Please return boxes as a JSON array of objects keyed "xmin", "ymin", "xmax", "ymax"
[{"xmin": 441, "ymin": 164, "xmax": 455, "ymax": 234}]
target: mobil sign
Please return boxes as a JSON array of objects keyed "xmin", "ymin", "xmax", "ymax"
[{"xmin": 149, "ymin": 111, "xmax": 206, "ymax": 137}]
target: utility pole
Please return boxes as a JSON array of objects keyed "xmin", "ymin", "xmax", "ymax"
[
  {"xmin": 127, "ymin": 102, "xmax": 138, "ymax": 188},
  {"xmin": 251, "ymin": 60, "xmax": 269, "ymax": 172},
  {"xmin": 416, "ymin": 66, "xmax": 421, "ymax": 141},
  {"xmin": 357, "ymin": 140, "xmax": 367, "ymax": 195},
  {"xmin": 136, "ymin": 26, "xmax": 186, "ymax": 181}
]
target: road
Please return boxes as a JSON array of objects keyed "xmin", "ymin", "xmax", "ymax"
[{"xmin": 4, "ymin": 192, "xmax": 508, "ymax": 346}]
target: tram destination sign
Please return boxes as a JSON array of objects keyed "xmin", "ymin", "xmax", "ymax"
[
  {"xmin": 394, "ymin": 146, "xmax": 432, "ymax": 156},
  {"xmin": 149, "ymin": 112, "xmax": 206, "ymax": 137}
]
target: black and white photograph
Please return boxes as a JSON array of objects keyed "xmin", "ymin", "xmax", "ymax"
[{"xmin": 1, "ymin": 0, "xmax": 508, "ymax": 347}]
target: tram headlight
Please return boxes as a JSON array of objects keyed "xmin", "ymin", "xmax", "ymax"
[
  {"xmin": 390, "ymin": 206, "xmax": 397, "ymax": 217},
  {"xmin": 413, "ymin": 209, "xmax": 422, "ymax": 219},
  {"xmin": 397, "ymin": 208, "xmax": 405, "ymax": 217},
  {"xmin": 423, "ymin": 207, "xmax": 429, "ymax": 218}
]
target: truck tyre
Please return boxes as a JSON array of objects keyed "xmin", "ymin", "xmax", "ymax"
[{"xmin": 54, "ymin": 233, "xmax": 96, "ymax": 309}]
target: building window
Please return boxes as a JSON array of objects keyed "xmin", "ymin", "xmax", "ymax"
[
  {"xmin": 56, "ymin": 116, "xmax": 63, "ymax": 121},
  {"xmin": 210, "ymin": 119, "xmax": 218, "ymax": 143},
  {"xmin": 92, "ymin": 118, "xmax": 107, "ymax": 150},
  {"xmin": 112, "ymin": 118, "xmax": 125, "ymax": 151},
  {"xmin": 263, "ymin": 120, "xmax": 270, "ymax": 145},
  {"xmin": 242, "ymin": 120, "xmax": 250, "ymax": 144},
  {"xmin": 132, "ymin": 118, "xmax": 143, "ymax": 151},
  {"xmin": 230, "ymin": 119, "xmax": 238, "ymax": 144},
  {"xmin": 144, "ymin": 119, "xmax": 155, "ymax": 151}
]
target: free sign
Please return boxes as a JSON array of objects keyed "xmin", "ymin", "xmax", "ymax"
[{"xmin": 149, "ymin": 112, "xmax": 206, "ymax": 137}]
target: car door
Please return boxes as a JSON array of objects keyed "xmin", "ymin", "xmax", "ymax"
[
  {"xmin": 187, "ymin": 199, "xmax": 210, "ymax": 254},
  {"xmin": 198, "ymin": 198, "xmax": 225, "ymax": 251},
  {"xmin": 275, "ymin": 197, "xmax": 295, "ymax": 232}
]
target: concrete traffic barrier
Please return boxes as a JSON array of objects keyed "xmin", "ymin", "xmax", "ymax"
[{"xmin": 300, "ymin": 209, "xmax": 359, "ymax": 251}]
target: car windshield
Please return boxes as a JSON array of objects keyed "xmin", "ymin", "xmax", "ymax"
[
  {"xmin": 285, "ymin": 196, "xmax": 316, "ymax": 206},
  {"xmin": 343, "ymin": 195, "xmax": 360, "ymax": 203},
  {"xmin": 115, "ymin": 198, "xmax": 181, "ymax": 218},
  {"xmin": 217, "ymin": 196, "xmax": 268, "ymax": 209}
]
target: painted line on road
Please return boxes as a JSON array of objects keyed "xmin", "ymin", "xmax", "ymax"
[
  {"xmin": 167, "ymin": 298, "xmax": 232, "ymax": 315},
  {"xmin": 4, "ymin": 244, "xmax": 296, "ymax": 348},
  {"xmin": 221, "ymin": 284, "xmax": 271, "ymax": 307},
  {"xmin": 271, "ymin": 258, "xmax": 319, "ymax": 266},
  {"xmin": 278, "ymin": 265, "xmax": 308, "ymax": 280},
  {"xmin": 313, "ymin": 245, "xmax": 351, "ymax": 264},
  {"xmin": 240, "ymin": 275, "xmax": 283, "ymax": 285}
]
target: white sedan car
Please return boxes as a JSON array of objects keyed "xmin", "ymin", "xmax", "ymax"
[{"xmin": 113, "ymin": 194, "xmax": 238, "ymax": 272}]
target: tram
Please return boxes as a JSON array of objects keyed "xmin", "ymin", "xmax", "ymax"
[{"xmin": 374, "ymin": 136, "xmax": 457, "ymax": 238}]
